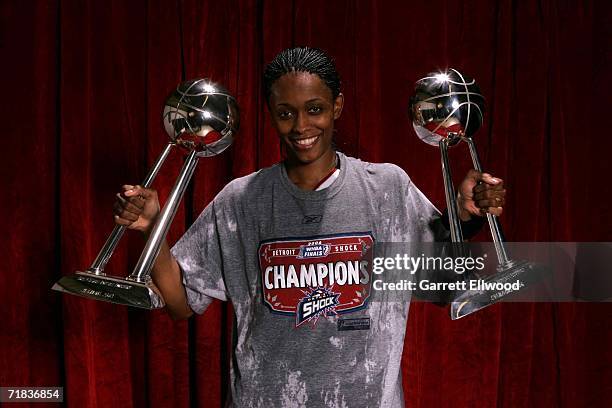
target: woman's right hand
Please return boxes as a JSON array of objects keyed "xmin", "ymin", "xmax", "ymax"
[{"xmin": 113, "ymin": 185, "xmax": 160, "ymax": 234}]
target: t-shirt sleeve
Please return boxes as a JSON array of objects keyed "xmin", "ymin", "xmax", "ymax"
[
  {"xmin": 408, "ymin": 182, "xmax": 447, "ymax": 241},
  {"xmin": 390, "ymin": 165, "xmax": 448, "ymax": 242},
  {"xmin": 170, "ymin": 200, "xmax": 228, "ymax": 315}
]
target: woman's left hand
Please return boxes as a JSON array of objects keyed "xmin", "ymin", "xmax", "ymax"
[{"xmin": 457, "ymin": 169, "xmax": 506, "ymax": 220}]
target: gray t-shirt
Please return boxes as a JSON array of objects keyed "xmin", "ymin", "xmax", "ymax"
[{"xmin": 171, "ymin": 152, "xmax": 441, "ymax": 407}]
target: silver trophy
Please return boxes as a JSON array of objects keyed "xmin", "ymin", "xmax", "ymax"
[
  {"xmin": 53, "ymin": 79, "xmax": 240, "ymax": 309},
  {"xmin": 410, "ymin": 68, "xmax": 537, "ymax": 319}
]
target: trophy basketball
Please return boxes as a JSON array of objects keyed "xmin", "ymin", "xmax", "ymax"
[
  {"xmin": 52, "ymin": 79, "xmax": 240, "ymax": 309},
  {"xmin": 410, "ymin": 68, "xmax": 538, "ymax": 319}
]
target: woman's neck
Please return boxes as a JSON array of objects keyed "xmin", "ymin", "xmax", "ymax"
[{"xmin": 285, "ymin": 150, "xmax": 338, "ymax": 191}]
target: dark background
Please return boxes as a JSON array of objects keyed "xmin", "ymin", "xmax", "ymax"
[{"xmin": 1, "ymin": 0, "xmax": 611, "ymax": 407}]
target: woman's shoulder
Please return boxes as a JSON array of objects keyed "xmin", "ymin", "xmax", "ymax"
[
  {"xmin": 213, "ymin": 164, "xmax": 280, "ymax": 204},
  {"xmin": 344, "ymin": 155, "xmax": 412, "ymax": 186}
]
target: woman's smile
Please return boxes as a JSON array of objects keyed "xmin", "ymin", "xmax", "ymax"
[{"xmin": 291, "ymin": 135, "xmax": 320, "ymax": 149}]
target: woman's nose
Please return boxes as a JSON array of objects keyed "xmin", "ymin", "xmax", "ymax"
[{"xmin": 292, "ymin": 111, "xmax": 309, "ymax": 134}]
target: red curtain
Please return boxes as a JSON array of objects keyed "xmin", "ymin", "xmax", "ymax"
[{"xmin": 1, "ymin": 0, "xmax": 610, "ymax": 407}]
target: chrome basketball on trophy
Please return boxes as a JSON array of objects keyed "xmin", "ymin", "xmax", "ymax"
[
  {"xmin": 409, "ymin": 69, "xmax": 539, "ymax": 319},
  {"xmin": 53, "ymin": 79, "xmax": 240, "ymax": 309}
]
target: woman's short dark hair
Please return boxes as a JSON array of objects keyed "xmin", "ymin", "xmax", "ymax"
[{"xmin": 263, "ymin": 47, "xmax": 341, "ymax": 103}]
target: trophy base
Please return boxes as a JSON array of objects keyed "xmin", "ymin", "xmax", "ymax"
[
  {"xmin": 52, "ymin": 271, "xmax": 165, "ymax": 309},
  {"xmin": 450, "ymin": 260, "xmax": 542, "ymax": 320}
]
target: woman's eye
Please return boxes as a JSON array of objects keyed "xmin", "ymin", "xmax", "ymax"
[
  {"xmin": 277, "ymin": 111, "xmax": 293, "ymax": 119},
  {"xmin": 308, "ymin": 106, "xmax": 323, "ymax": 114}
]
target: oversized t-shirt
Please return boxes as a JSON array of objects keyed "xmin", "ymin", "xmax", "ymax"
[{"xmin": 171, "ymin": 152, "xmax": 442, "ymax": 407}]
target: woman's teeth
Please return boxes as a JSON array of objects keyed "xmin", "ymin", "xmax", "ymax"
[{"xmin": 295, "ymin": 136, "xmax": 318, "ymax": 146}]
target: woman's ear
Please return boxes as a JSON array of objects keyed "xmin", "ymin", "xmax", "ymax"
[{"xmin": 333, "ymin": 93, "xmax": 344, "ymax": 120}]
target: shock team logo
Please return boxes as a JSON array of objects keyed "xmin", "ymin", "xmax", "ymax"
[
  {"xmin": 259, "ymin": 233, "xmax": 374, "ymax": 328},
  {"xmin": 296, "ymin": 286, "xmax": 340, "ymax": 326}
]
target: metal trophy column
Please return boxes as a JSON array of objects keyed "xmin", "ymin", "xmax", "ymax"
[
  {"xmin": 439, "ymin": 136, "xmax": 463, "ymax": 242},
  {"xmin": 88, "ymin": 142, "xmax": 174, "ymax": 276},
  {"xmin": 129, "ymin": 150, "xmax": 199, "ymax": 283},
  {"xmin": 464, "ymin": 137, "xmax": 512, "ymax": 269}
]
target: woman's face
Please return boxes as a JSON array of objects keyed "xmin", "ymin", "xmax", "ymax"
[{"xmin": 268, "ymin": 71, "xmax": 343, "ymax": 165}]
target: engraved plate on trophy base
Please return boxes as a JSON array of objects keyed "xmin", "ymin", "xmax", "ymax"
[{"xmin": 52, "ymin": 272, "xmax": 165, "ymax": 309}]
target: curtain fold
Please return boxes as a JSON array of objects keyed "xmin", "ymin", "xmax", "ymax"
[{"xmin": 1, "ymin": 0, "xmax": 610, "ymax": 406}]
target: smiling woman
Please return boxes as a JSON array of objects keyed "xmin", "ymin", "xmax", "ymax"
[{"xmin": 112, "ymin": 47, "xmax": 506, "ymax": 407}]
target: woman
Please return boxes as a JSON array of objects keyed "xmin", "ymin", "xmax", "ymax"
[{"xmin": 114, "ymin": 47, "xmax": 505, "ymax": 407}]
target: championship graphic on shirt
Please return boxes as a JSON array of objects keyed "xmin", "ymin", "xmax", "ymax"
[{"xmin": 258, "ymin": 233, "xmax": 374, "ymax": 327}]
